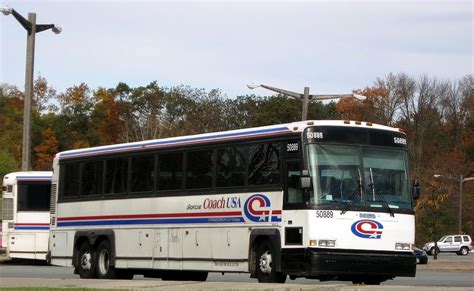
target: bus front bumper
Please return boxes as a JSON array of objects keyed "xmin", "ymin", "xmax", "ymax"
[{"xmin": 281, "ymin": 248, "xmax": 416, "ymax": 279}]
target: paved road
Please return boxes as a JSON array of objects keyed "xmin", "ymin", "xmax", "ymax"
[{"xmin": 1, "ymin": 253, "xmax": 473, "ymax": 289}]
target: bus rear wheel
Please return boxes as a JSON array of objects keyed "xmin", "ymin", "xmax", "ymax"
[
  {"xmin": 96, "ymin": 240, "xmax": 116, "ymax": 279},
  {"xmin": 256, "ymin": 240, "xmax": 286, "ymax": 283},
  {"xmin": 76, "ymin": 241, "xmax": 97, "ymax": 279}
]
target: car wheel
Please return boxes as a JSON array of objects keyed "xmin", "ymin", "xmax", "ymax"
[{"xmin": 459, "ymin": 247, "xmax": 469, "ymax": 256}]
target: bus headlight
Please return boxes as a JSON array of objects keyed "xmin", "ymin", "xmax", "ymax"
[
  {"xmin": 318, "ymin": 240, "xmax": 336, "ymax": 247},
  {"xmin": 395, "ymin": 243, "xmax": 411, "ymax": 250}
]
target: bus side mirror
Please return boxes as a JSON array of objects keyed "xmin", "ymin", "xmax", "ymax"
[
  {"xmin": 412, "ymin": 179, "xmax": 420, "ymax": 200},
  {"xmin": 300, "ymin": 170, "xmax": 311, "ymax": 189}
]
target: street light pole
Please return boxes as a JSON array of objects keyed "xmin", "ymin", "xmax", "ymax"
[
  {"xmin": 1, "ymin": 6, "xmax": 61, "ymax": 171},
  {"xmin": 23, "ymin": 12, "xmax": 36, "ymax": 172},
  {"xmin": 434, "ymin": 174, "xmax": 474, "ymax": 233},
  {"xmin": 247, "ymin": 83, "xmax": 366, "ymax": 121}
]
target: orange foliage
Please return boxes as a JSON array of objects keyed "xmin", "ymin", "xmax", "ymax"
[
  {"xmin": 95, "ymin": 88, "xmax": 124, "ymax": 145},
  {"xmin": 33, "ymin": 128, "xmax": 58, "ymax": 171}
]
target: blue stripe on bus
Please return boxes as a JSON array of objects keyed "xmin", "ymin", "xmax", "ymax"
[
  {"xmin": 15, "ymin": 227, "xmax": 50, "ymax": 230},
  {"xmin": 60, "ymin": 126, "xmax": 290, "ymax": 158},
  {"xmin": 57, "ymin": 217, "xmax": 245, "ymax": 227},
  {"xmin": 271, "ymin": 216, "xmax": 282, "ymax": 222}
]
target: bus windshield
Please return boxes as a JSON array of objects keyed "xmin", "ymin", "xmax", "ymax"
[{"xmin": 306, "ymin": 144, "xmax": 412, "ymax": 211}]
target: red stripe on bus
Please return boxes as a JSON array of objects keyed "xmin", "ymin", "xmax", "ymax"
[
  {"xmin": 15, "ymin": 223, "xmax": 49, "ymax": 226},
  {"xmin": 57, "ymin": 211, "xmax": 243, "ymax": 221}
]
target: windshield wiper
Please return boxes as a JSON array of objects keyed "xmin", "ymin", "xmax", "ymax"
[
  {"xmin": 340, "ymin": 168, "xmax": 363, "ymax": 215},
  {"xmin": 368, "ymin": 168, "xmax": 395, "ymax": 217}
]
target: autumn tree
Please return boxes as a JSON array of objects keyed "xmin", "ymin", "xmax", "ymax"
[
  {"xmin": 93, "ymin": 87, "xmax": 124, "ymax": 145},
  {"xmin": 55, "ymin": 83, "xmax": 97, "ymax": 149},
  {"xmin": 33, "ymin": 128, "xmax": 58, "ymax": 170}
]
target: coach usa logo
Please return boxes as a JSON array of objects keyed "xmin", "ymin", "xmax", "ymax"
[
  {"xmin": 351, "ymin": 219, "xmax": 384, "ymax": 239},
  {"xmin": 243, "ymin": 194, "xmax": 272, "ymax": 222}
]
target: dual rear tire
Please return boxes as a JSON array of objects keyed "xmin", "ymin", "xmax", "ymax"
[{"xmin": 76, "ymin": 240, "xmax": 133, "ymax": 280}]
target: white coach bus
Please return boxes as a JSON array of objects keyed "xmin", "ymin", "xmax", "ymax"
[
  {"xmin": 1, "ymin": 171, "xmax": 52, "ymax": 260},
  {"xmin": 48, "ymin": 120, "xmax": 419, "ymax": 284}
]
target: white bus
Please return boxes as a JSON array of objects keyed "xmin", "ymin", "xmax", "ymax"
[
  {"xmin": 1, "ymin": 171, "xmax": 52, "ymax": 260},
  {"xmin": 48, "ymin": 120, "xmax": 419, "ymax": 284}
]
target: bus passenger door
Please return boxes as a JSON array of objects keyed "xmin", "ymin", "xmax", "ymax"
[
  {"xmin": 153, "ymin": 228, "xmax": 168, "ymax": 269},
  {"xmin": 282, "ymin": 160, "xmax": 305, "ymax": 247}
]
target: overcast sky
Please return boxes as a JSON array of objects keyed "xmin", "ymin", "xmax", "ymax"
[{"xmin": 0, "ymin": 0, "xmax": 472, "ymax": 98}]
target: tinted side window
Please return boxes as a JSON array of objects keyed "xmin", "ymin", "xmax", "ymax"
[
  {"xmin": 463, "ymin": 236, "xmax": 470, "ymax": 242},
  {"xmin": 216, "ymin": 147, "xmax": 246, "ymax": 188},
  {"xmin": 105, "ymin": 158, "xmax": 128, "ymax": 194},
  {"xmin": 81, "ymin": 161, "xmax": 103, "ymax": 196},
  {"xmin": 63, "ymin": 163, "xmax": 80, "ymax": 197},
  {"xmin": 286, "ymin": 161, "xmax": 302, "ymax": 204},
  {"xmin": 248, "ymin": 142, "xmax": 282, "ymax": 185},
  {"xmin": 131, "ymin": 155, "xmax": 155, "ymax": 193},
  {"xmin": 158, "ymin": 153, "xmax": 183, "ymax": 191},
  {"xmin": 454, "ymin": 236, "xmax": 462, "ymax": 243},
  {"xmin": 186, "ymin": 150, "xmax": 214, "ymax": 189},
  {"xmin": 17, "ymin": 182, "xmax": 51, "ymax": 211},
  {"xmin": 445, "ymin": 237, "xmax": 453, "ymax": 243}
]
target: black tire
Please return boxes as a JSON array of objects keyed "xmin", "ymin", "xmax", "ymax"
[
  {"xmin": 96, "ymin": 240, "xmax": 116, "ymax": 279},
  {"xmin": 458, "ymin": 247, "xmax": 469, "ymax": 256},
  {"xmin": 256, "ymin": 240, "xmax": 286, "ymax": 283},
  {"xmin": 76, "ymin": 241, "xmax": 97, "ymax": 279}
]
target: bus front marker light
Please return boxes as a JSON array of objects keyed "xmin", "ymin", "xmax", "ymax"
[
  {"xmin": 309, "ymin": 240, "xmax": 317, "ymax": 246},
  {"xmin": 318, "ymin": 240, "xmax": 336, "ymax": 247},
  {"xmin": 395, "ymin": 243, "xmax": 410, "ymax": 250}
]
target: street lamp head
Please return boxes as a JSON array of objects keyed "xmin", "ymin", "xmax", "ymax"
[
  {"xmin": 0, "ymin": 6, "xmax": 13, "ymax": 16},
  {"xmin": 52, "ymin": 25, "xmax": 62, "ymax": 34},
  {"xmin": 247, "ymin": 83, "xmax": 261, "ymax": 90}
]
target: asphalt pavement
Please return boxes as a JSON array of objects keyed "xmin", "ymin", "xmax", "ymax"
[{"xmin": 0, "ymin": 253, "xmax": 473, "ymax": 290}]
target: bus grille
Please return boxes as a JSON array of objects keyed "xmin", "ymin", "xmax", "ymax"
[
  {"xmin": 2, "ymin": 198, "xmax": 13, "ymax": 220},
  {"xmin": 50, "ymin": 183, "xmax": 57, "ymax": 215}
]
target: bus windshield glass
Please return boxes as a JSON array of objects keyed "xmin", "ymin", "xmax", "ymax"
[{"xmin": 306, "ymin": 144, "xmax": 411, "ymax": 211}]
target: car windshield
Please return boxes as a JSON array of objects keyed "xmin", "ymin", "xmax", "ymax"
[
  {"xmin": 438, "ymin": 236, "xmax": 447, "ymax": 242},
  {"xmin": 306, "ymin": 144, "xmax": 412, "ymax": 211}
]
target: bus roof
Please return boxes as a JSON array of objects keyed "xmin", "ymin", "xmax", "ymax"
[
  {"xmin": 3, "ymin": 171, "xmax": 53, "ymax": 184},
  {"xmin": 56, "ymin": 120, "xmax": 401, "ymax": 160}
]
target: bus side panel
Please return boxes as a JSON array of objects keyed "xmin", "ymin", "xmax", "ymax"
[
  {"xmin": 115, "ymin": 228, "xmax": 154, "ymax": 269},
  {"xmin": 182, "ymin": 228, "xmax": 212, "ymax": 270},
  {"xmin": 211, "ymin": 228, "xmax": 249, "ymax": 272},
  {"xmin": 50, "ymin": 231, "xmax": 74, "ymax": 267}
]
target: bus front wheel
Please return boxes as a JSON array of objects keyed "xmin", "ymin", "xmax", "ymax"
[
  {"xmin": 76, "ymin": 241, "xmax": 97, "ymax": 279},
  {"xmin": 256, "ymin": 240, "xmax": 286, "ymax": 283}
]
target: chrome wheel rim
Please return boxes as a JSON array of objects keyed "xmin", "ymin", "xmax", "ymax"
[
  {"xmin": 81, "ymin": 251, "xmax": 91, "ymax": 271},
  {"xmin": 259, "ymin": 250, "xmax": 272, "ymax": 274}
]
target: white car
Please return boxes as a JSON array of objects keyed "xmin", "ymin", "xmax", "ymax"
[{"xmin": 423, "ymin": 235, "xmax": 472, "ymax": 256}]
